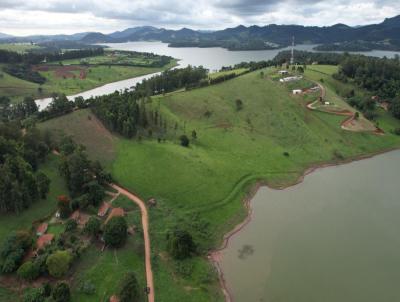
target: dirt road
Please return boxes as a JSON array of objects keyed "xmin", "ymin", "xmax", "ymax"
[{"xmin": 110, "ymin": 184, "xmax": 155, "ymax": 302}]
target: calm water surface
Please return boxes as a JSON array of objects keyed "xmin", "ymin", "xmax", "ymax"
[
  {"xmin": 36, "ymin": 42, "xmax": 400, "ymax": 109},
  {"xmin": 220, "ymin": 150, "xmax": 400, "ymax": 302}
]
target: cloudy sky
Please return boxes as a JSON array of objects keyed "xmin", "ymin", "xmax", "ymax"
[{"xmin": 0, "ymin": 0, "xmax": 399, "ymax": 36}]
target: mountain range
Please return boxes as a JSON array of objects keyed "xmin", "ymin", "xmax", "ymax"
[{"xmin": 1, "ymin": 15, "xmax": 400, "ymax": 51}]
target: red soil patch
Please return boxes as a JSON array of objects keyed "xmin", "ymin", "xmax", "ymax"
[
  {"xmin": 105, "ymin": 207, "xmax": 125, "ymax": 224},
  {"xmin": 98, "ymin": 202, "xmax": 111, "ymax": 217}
]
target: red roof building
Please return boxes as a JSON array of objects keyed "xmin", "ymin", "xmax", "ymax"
[
  {"xmin": 36, "ymin": 234, "xmax": 54, "ymax": 250},
  {"xmin": 36, "ymin": 223, "xmax": 48, "ymax": 236}
]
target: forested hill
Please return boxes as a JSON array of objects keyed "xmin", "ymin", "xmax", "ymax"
[
  {"xmin": 2, "ymin": 15, "xmax": 400, "ymax": 51},
  {"xmin": 79, "ymin": 15, "xmax": 400, "ymax": 50}
]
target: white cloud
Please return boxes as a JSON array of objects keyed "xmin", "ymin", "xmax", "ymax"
[{"xmin": 0, "ymin": 0, "xmax": 399, "ymax": 36}]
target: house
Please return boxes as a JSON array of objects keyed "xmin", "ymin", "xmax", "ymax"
[
  {"xmin": 105, "ymin": 207, "xmax": 125, "ymax": 224},
  {"xmin": 292, "ymin": 89, "xmax": 302, "ymax": 95},
  {"xmin": 278, "ymin": 70, "xmax": 289, "ymax": 75},
  {"xmin": 36, "ymin": 234, "xmax": 54, "ymax": 251},
  {"xmin": 324, "ymin": 101, "xmax": 330, "ymax": 105},
  {"xmin": 98, "ymin": 202, "xmax": 111, "ymax": 217},
  {"xmin": 36, "ymin": 223, "xmax": 48, "ymax": 237}
]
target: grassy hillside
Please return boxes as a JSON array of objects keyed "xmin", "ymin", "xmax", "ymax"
[
  {"xmin": 38, "ymin": 109, "xmax": 116, "ymax": 168},
  {"xmin": 36, "ymin": 65, "xmax": 400, "ymax": 301}
]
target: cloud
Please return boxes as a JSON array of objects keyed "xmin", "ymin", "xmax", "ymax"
[{"xmin": 0, "ymin": 0, "xmax": 399, "ymax": 36}]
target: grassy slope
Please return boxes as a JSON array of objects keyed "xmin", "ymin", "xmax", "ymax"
[
  {"xmin": 0, "ymin": 43, "xmax": 41, "ymax": 53},
  {"xmin": 111, "ymin": 66, "xmax": 400, "ymax": 301},
  {"xmin": 35, "ymin": 65, "xmax": 400, "ymax": 301},
  {"xmin": 38, "ymin": 109, "xmax": 116, "ymax": 168}
]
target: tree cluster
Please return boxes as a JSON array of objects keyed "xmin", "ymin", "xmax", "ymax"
[{"xmin": 0, "ymin": 123, "xmax": 51, "ymax": 213}]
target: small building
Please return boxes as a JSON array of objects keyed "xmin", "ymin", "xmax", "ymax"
[
  {"xmin": 36, "ymin": 223, "xmax": 48, "ymax": 237},
  {"xmin": 98, "ymin": 202, "xmax": 111, "ymax": 217},
  {"xmin": 36, "ymin": 234, "xmax": 54, "ymax": 251},
  {"xmin": 278, "ymin": 70, "xmax": 289, "ymax": 75},
  {"xmin": 280, "ymin": 76, "xmax": 303, "ymax": 83},
  {"xmin": 324, "ymin": 101, "xmax": 330, "ymax": 105},
  {"xmin": 292, "ymin": 89, "xmax": 302, "ymax": 95}
]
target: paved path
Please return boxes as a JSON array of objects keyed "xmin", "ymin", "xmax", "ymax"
[{"xmin": 110, "ymin": 184, "xmax": 155, "ymax": 302}]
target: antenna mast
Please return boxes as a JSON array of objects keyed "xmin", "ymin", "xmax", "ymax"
[{"xmin": 290, "ymin": 36, "xmax": 295, "ymax": 65}]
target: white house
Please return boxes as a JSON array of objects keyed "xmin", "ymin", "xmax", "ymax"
[
  {"xmin": 292, "ymin": 89, "xmax": 302, "ymax": 95},
  {"xmin": 278, "ymin": 70, "xmax": 289, "ymax": 75}
]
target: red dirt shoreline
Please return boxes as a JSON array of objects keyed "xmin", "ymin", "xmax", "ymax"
[{"xmin": 209, "ymin": 147, "xmax": 400, "ymax": 302}]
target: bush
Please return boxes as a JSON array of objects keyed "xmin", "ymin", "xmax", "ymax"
[
  {"xmin": 46, "ymin": 250, "xmax": 72, "ymax": 278},
  {"xmin": 52, "ymin": 282, "xmax": 71, "ymax": 302},
  {"xmin": 393, "ymin": 128, "xmax": 400, "ymax": 135},
  {"xmin": 167, "ymin": 228, "xmax": 196, "ymax": 260},
  {"xmin": 104, "ymin": 216, "xmax": 128, "ymax": 248},
  {"xmin": 118, "ymin": 271, "xmax": 141, "ymax": 302},
  {"xmin": 78, "ymin": 280, "xmax": 96, "ymax": 295},
  {"xmin": 22, "ymin": 287, "xmax": 46, "ymax": 302},
  {"xmin": 64, "ymin": 219, "xmax": 77, "ymax": 232},
  {"xmin": 17, "ymin": 261, "xmax": 40, "ymax": 281},
  {"xmin": 179, "ymin": 135, "xmax": 190, "ymax": 147}
]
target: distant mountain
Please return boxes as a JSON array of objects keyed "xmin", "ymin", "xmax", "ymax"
[
  {"xmin": 2, "ymin": 15, "xmax": 400, "ymax": 51},
  {"xmin": 0, "ymin": 33, "xmax": 13, "ymax": 39}
]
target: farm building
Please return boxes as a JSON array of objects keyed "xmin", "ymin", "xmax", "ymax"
[
  {"xmin": 278, "ymin": 70, "xmax": 289, "ymax": 75},
  {"xmin": 36, "ymin": 223, "xmax": 48, "ymax": 236},
  {"xmin": 280, "ymin": 76, "xmax": 302, "ymax": 83},
  {"xmin": 36, "ymin": 234, "xmax": 54, "ymax": 251},
  {"xmin": 98, "ymin": 202, "xmax": 111, "ymax": 217},
  {"xmin": 292, "ymin": 89, "xmax": 302, "ymax": 95}
]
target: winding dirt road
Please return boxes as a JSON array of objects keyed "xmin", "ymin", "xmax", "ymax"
[{"xmin": 110, "ymin": 184, "xmax": 154, "ymax": 302}]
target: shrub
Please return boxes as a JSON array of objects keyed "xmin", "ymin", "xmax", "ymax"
[
  {"xmin": 393, "ymin": 128, "xmax": 400, "ymax": 135},
  {"xmin": 118, "ymin": 272, "xmax": 141, "ymax": 302},
  {"xmin": 104, "ymin": 216, "xmax": 128, "ymax": 248},
  {"xmin": 78, "ymin": 280, "xmax": 96, "ymax": 295},
  {"xmin": 52, "ymin": 282, "xmax": 71, "ymax": 302},
  {"xmin": 167, "ymin": 228, "xmax": 196, "ymax": 260},
  {"xmin": 179, "ymin": 135, "xmax": 190, "ymax": 147},
  {"xmin": 22, "ymin": 287, "xmax": 46, "ymax": 302},
  {"xmin": 17, "ymin": 261, "xmax": 40, "ymax": 281},
  {"xmin": 46, "ymin": 250, "xmax": 72, "ymax": 278}
]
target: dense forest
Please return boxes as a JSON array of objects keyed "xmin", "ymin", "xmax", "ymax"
[
  {"xmin": 334, "ymin": 55, "xmax": 400, "ymax": 119},
  {"xmin": 0, "ymin": 121, "xmax": 51, "ymax": 213}
]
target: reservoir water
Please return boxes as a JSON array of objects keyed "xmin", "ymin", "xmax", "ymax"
[
  {"xmin": 36, "ymin": 42, "xmax": 400, "ymax": 109},
  {"xmin": 219, "ymin": 150, "xmax": 400, "ymax": 302}
]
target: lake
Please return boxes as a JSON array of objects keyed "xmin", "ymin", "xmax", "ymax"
[
  {"xmin": 36, "ymin": 41, "xmax": 400, "ymax": 109},
  {"xmin": 219, "ymin": 150, "xmax": 400, "ymax": 302}
]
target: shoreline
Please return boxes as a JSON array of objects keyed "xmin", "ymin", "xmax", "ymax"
[{"xmin": 209, "ymin": 146, "xmax": 400, "ymax": 302}]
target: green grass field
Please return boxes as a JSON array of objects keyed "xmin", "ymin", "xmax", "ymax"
[
  {"xmin": 1, "ymin": 60, "xmax": 177, "ymax": 103},
  {"xmin": 34, "ymin": 65, "xmax": 400, "ymax": 301},
  {"xmin": 0, "ymin": 43, "xmax": 41, "ymax": 53},
  {"xmin": 209, "ymin": 68, "xmax": 249, "ymax": 79}
]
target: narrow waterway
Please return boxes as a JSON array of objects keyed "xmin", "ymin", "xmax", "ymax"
[{"xmin": 219, "ymin": 150, "xmax": 400, "ymax": 302}]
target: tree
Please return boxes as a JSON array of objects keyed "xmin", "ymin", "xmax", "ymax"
[
  {"xmin": 179, "ymin": 135, "xmax": 190, "ymax": 147},
  {"xmin": 17, "ymin": 261, "xmax": 40, "ymax": 281},
  {"xmin": 52, "ymin": 282, "xmax": 71, "ymax": 302},
  {"xmin": 64, "ymin": 219, "xmax": 77, "ymax": 232},
  {"xmin": 46, "ymin": 250, "xmax": 72, "ymax": 278},
  {"xmin": 22, "ymin": 97, "xmax": 38, "ymax": 117},
  {"xmin": 36, "ymin": 172, "xmax": 50, "ymax": 199},
  {"xmin": 57, "ymin": 195, "xmax": 71, "ymax": 219},
  {"xmin": 354, "ymin": 112, "xmax": 360, "ymax": 120},
  {"xmin": 118, "ymin": 271, "xmax": 141, "ymax": 302},
  {"xmin": 191, "ymin": 130, "xmax": 197, "ymax": 140},
  {"xmin": 104, "ymin": 216, "xmax": 128, "ymax": 248},
  {"xmin": 167, "ymin": 228, "xmax": 196, "ymax": 260},
  {"xmin": 390, "ymin": 99, "xmax": 400, "ymax": 119},
  {"xmin": 83, "ymin": 216, "xmax": 101, "ymax": 237}
]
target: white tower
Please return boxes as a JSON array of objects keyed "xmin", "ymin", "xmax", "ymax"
[{"xmin": 290, "ymin": 36, "xmax": 295, "ymax": 65}]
